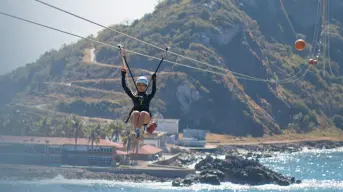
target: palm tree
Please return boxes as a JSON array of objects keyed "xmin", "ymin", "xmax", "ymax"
[
  {"xmin": 121, "ymin": 130, "xmax": 138, "ymax": 153},
  {"xmin": 107, "ymin": 120, "xmax": 125, "ymax": 142},
  {"xmin": 88, "ymin": 125, "xmax": 100, "ymax": 149},
  {"xmin": 60, "ymin": 117, "xmax": 72, "ymax": 137},
  {"xmin": 70, "ymin": 115, "xmax": 84, "ymax": 148},
  {"xmin": 36, "ymin": 117, "xmax": 52, "ymax": 137},
  {"xmin": 95, "ymin": 124, "xmax": 101, "ymax": 138},
  {"xmin": 23, "ymin": 116, "xmax": 34, "ymax": 136},
  {"xmin": 1, "ymin": 114, "xmax": 12, "ymax": 135}
]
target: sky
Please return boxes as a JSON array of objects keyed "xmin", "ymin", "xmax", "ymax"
[{"xmin": 0, "ymin": 0, "xmax": 159, "ymax": 75}]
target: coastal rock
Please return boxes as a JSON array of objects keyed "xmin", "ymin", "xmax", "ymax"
[
  {"xmin": 199, "ymin": 174, "xmax": 221, "ymax": 185},
  {"xmin": 171, "ymin": 172, "xmax": 221, "ymax": 186},
  {"xmin": 301, "ymin": 141, "xmax": 343, "ymax": 150},
  {"xmin": 199, "ymin": 169, "xmax": 225, "ymax": 181},
  {"xmin": 172, "ymin": 178, "xmax": 182, "ymax": 186},
  {"xmin": 173, "ymin": 154, "xmax": 301, "ymax": 187},
  {"xmin": 172, "ymin": 174, "xmax": 199, "ymax": 187},
  {"xmin": 154, "ymin": 150, "xmax": 199, "ymax": 168},
  {"xmin": 177, "ymin": 151, "xmax": 198, "ymax": 165}
]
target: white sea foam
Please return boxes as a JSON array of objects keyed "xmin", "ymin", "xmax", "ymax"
[{"xmin": 1, "ymin": 177, "xmax": 343, "ymax": 191}]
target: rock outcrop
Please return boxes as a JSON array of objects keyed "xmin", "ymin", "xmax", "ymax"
[{"xmin": 172, "ymin": 155, "xmax": 301, "ymax": 187}]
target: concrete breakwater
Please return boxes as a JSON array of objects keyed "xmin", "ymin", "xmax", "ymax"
[
  {"xmin": 0, "ymin": 163, "xmax": 195, "ymax": 181},
  {"xmin": 87, "ymin": 166, "xmax": 195, "ymax": 178},
  {"xmin": 152, "ymin": 153, "xmax": 182, "ymax": 165}
]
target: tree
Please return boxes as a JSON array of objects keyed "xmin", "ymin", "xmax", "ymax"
[
  {"xmin": 333, "ymin": 115, "xmax": 343, "ymax": 130},
  {"xmin": 36, "ymin": 117, "xmax": 52, "ymax": 137},
  {"xmin": 87, "ymin": 124, "xmax": 100, "ymax": 148},
  {"xmin": 121, "ymin": 19, "xmax": 131, "ymax": 26},
  {"xmin": 61, "ymin": 118, "xmax": 72, "ymax": 137},
  {"xmin": 22, "ymin": 116, "xmax": 34, "ymax": 136},
  {"xmin": 121, "ymin": 130, "xmax": 138, "ymax": 153},
  {"xmin": 70, "ymin": 115, "xmax": 84, "ymax": 146},
  {"xmin": 107, "ymin": 120, "xmax": 125, "ymax": 142}
]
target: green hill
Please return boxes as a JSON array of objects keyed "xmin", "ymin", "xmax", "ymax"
[{"xmin": 1, "ymin": 0, "xmax": 343, "ymax": 137}]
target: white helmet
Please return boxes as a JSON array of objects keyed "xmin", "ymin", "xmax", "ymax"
[{"xmin": 136, "ymin": 76, "xmax": 148, "ymax": 86}]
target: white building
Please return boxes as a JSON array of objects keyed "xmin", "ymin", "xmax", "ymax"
[
  {"xmin": 142, "ymin": 132, "xmax": 167, "ymax": 151},
  {"xmin": 177, "ymin": 138, "xmax": 206, "ymax": 147},
  {"xmin": 177, "ymin": 128, "xmax": 207, "ymax": 147},
  {"xmin": 183, "ymin": 128, "xmax": 206, "ymax": 140},
  {"xmin": 155, "ymin": 119, "xmax": 180, "ymax": 136},
  {"xmin": 166, "ymin": 135, "xmax": 177, "ymax": 144}
]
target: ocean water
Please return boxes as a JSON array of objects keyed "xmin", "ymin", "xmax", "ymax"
[{"xmin": 1, "ymin": 147, "xmax": 343, "ymax": 192}]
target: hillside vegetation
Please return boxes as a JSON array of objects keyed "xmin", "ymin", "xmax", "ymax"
[{"xmin": 1, "ymin": 0, "xmax": 343, "ymax": 138}]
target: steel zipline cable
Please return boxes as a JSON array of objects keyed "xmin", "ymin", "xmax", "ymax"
[
  {"xmin": 0, "ymin": 10, "xmax": 320, "ymax": 83},
  {"xmin": 34, "ymin": 0, "xmax": 313, "ymax": 83}
]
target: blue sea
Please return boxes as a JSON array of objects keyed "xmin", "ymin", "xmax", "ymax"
[{"xmin": 1, "ymin": 147, "xmax": 343, "ymax": 192}]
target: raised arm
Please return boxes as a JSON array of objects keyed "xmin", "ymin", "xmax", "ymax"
[
  {"xmin": 149, "ymin": 73, "xmax": 157, "ymax": 99},
  {"xmin": 121, "ymin": 69, "xmax": 134, "ymax": 99}
]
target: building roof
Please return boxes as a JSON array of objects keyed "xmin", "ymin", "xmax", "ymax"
[
  {"xmin": 135, "ymin": 144, "xmax": 163, "ymax": 155},
  {"xmin": 143, "ymin": 131, "xmax": 166, "ymax": 139},
  {"xmin": 156, "ymin": 119, "xmax": 180, "ymax": 122},
  {"xmin": 116, "ymin": 150, "xmax": 128, "ymax": 155},
  {"xmin": 116, "ymin": 145, "xmax": 162, "ymax": 156},
  {"xmin": 154, "ymin": 119, "xmax": 179, "ymax": 134},
  {"xmin": 0, "ymin": 136, "xmax": 124, "ymax": 148}
]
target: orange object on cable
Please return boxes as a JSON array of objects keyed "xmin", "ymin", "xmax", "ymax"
[{"xmin": 295, "ymin": 39, "xmax": 306, "ymax": 51}]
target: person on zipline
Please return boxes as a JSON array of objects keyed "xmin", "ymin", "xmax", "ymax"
[{"xmin": 121, "ymin": 67, "xmax": 156, "ymax": 139}]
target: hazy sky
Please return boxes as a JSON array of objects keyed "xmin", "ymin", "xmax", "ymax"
[{"xmin": 0, "ymin": 0, "xmax": 158, "ymax": 75}]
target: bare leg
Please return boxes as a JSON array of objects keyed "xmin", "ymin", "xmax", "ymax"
[
  {"xmin": 136, "ymin": 140, "xmax": 139, "ymax": 154},
  {"xmin": 143, "ymin": 112, "xmax": 151, "ymax": 125},
  {"xmin": 137, "ymin": 111, "xmax": 150, "ymax": 128},
  {"xmin": 130, "ymin": 111, "xmax": 140, "ymax": 128},
  {"xmin": 131, "ymin": 111, "xmax": 142, "ymax": 139},
  {"xmin": 133, "ymin": 139, "xmax": 138, "ymax": 153}
]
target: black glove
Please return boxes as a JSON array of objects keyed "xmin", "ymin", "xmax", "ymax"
[
  {"xmin": 121, "ymin": 68, "xmax": 126, "ymax": 76},
  {"xmin": 151, "ymin": 73, "xmax": 156, "ymax": 80}
]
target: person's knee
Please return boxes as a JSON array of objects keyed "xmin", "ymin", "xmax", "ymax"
[
  {"xmin": 140, "ymin": 111, "xmax": 150, "ymax": 116},
  {"xmin": 131, "ymin": 111, "xmax": 140, "ymax": 118},
  {"xmin": 132, "ymin": 111, "xmax": 140, "ymax": 115},
  {"xmin": 140, "ymin": 111, "xmax": 151, "ymax": 123}
]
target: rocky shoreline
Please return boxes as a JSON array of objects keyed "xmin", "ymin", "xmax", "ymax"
[
  {"xmin": 172, "ymin": 155, "xmax": 302, "ymax": 187},
  {"xmin": 232, "ymin": 140, "xmax": 343, "ymax": 152},
  {"xmin": 216, "ymin": 140, "xmax": 343, "ymax": 158},
  {"xmin": 0, "ymin": 140, "xmax": 342, "ymax": 187},
  {"xmin": 0, "ymin": 165, "xmax": 171, "ymax": 183}
]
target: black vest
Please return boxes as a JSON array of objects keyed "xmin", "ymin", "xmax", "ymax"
[{"xmin": 131, "ymin": 92, "xmax": 152, "ymax": 113}]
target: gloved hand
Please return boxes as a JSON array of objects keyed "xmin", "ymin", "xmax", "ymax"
[
  {"xmin": 151, "ymin": 73, "xmax": 156, "ymax": 80},
  {"xmin": 121, "ymin": 67, "xmax": 126, "ymax": 76}
]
